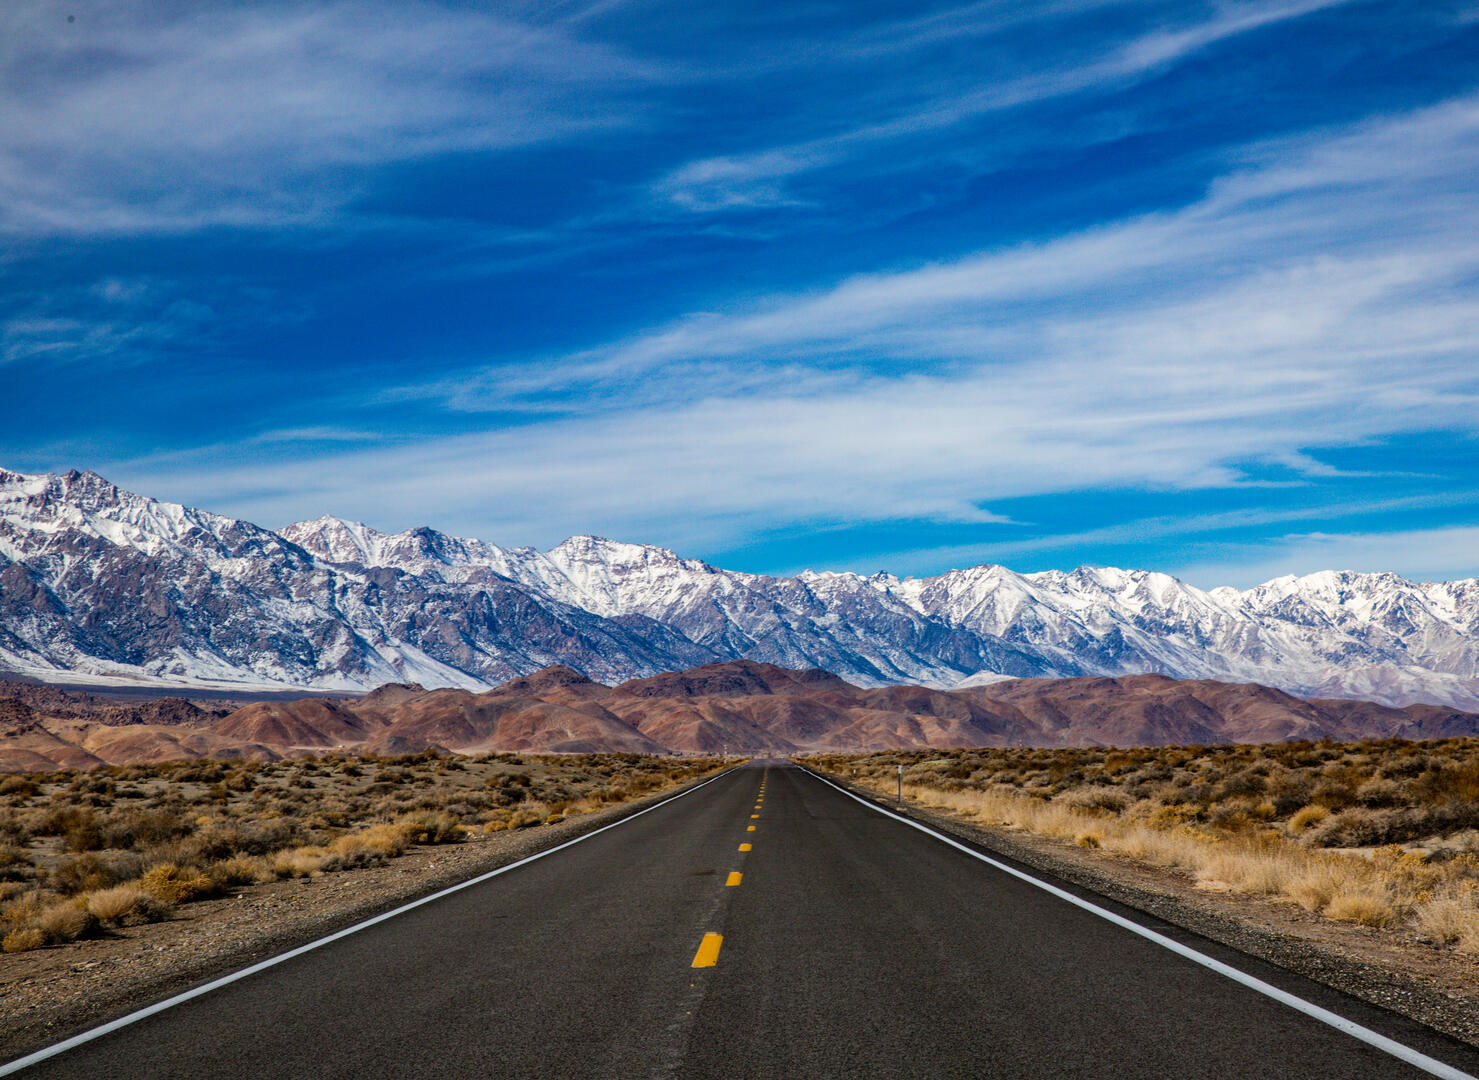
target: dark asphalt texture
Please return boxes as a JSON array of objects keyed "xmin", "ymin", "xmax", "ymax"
[{"xmin": 10, "ymin": 762, "xmax": 1479, "ymax": 1079}]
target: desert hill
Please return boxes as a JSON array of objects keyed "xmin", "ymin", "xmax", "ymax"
[{"xmin": 3, "ymin": 661, "xmax": 1478, "ymax": 770}]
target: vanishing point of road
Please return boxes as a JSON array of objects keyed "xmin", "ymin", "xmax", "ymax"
[{"xmin": 7, "ymin": 762, "xmax": 1479, "ymax": 1079}]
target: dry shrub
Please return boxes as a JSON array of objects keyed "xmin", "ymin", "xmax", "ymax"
[
  {"xmin": 1074, "ymin": 830, "xmax": 1102, "ymax": 848},
  {"xmin": 1194, "ymin": 843, "xmax": 1290, "ymax": 896},
  {"xmin": 1414, "ymin": 888, "xmax": 1479, "ymax": 951},
  {"xmin": 37, "ymin": 899, "xmax": 96, "ymax": 943},
  {"xmin": 86, "ymin": 883, "xmax": 172, "ymax": 926},
  {"xmin": 0, "ymin": 777, "xmax": 39, "ymax": 798},
  {"xmin": 1324, "ymin": 890, "xmax": 1395, "ymax": 927},
  {"xmin": 507, "ymin": 803, "xmax": 550, "ymax": 830},
  {"xmin": 318, "ymin": 832, "xmax": 396, "ymax": 871},
  {"xmin": 208, "ymin": 855, "xmax": 267, "ymax": 888},
  {"xmin": 355, "ymin": 824, "xmax": 410, "ymax": 857},
  {"xmin": 0, "ymin": 842, "xmax": 32, "ymax": 881},
  {"xmin": 51, "ymin": 851, "xmax": 144, "ymax": 895},
  {"xmin": 141, "ymin": 863, "xmax": 216, "ymax": 904},
  {"xmin": 396, "ymin": 811, "xmax": 467, "ymax": 844},
  {"xmin": 2, "ymin": 926, "xmax": 45, "ymax": 953},
  {"xmin": 1062, "ymin": 789, "xmax": 1130, "ymax": 814},
  {"xmin": 272, "ymin": 849, "xmax": 325, "ymax": 878},
  {"xmin": 1285, "ymin": 861, "xmax": 1354, "ymax": 912},
  {"xmin": 1288, "ymin": 805, "xmax": 1329, "ymax": 834}
]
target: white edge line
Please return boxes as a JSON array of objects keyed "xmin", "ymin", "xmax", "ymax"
[
  {"xmin": 798, "ymin": 766, "xmax": 1478, "ymax": 1080},
  {"xmin": 0, "ymin": 767, "xmax": 737, "ymax": 1077}
]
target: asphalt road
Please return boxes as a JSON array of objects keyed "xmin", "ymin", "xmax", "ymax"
[{"xmin": 9, "ymin": 762, "xmax": 1479, "ymax": 1079}]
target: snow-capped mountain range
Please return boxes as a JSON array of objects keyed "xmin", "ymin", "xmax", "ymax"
[{"xmin": 4, "ymin": 466, "xmax": 1479, "ymax": 710}]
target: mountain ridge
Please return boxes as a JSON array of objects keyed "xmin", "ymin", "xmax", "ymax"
[
  {"xmin": 5, "ymin": 466, "xmax": 1479, "ymax": 711},
  {"xmin": 5, "ymin": 660, "xmax": 1479, "ymax": 770}
]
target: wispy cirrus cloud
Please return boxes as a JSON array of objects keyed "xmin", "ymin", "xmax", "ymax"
[
  {"xmin": 0, "ymin": 1, "xmax": 661, "ymax": 235},
  {"xmin": 413, "ymin": 94, "xmax": 1479, "ymax": 412},
  {"xmin": 8, "ymin": 1, "xmax": 1479, "ymax": 589},
  {"xmin": 650, "ymin": 0, "xmax": 1355, "ymax": 212},
  {"xmin": 124, "ymin": 91, "xmax": 1479, "ymax": 560}
]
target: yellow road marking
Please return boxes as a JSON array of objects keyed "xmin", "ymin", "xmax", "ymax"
[
  {"xmin": 750, "ymin": 814, "xmax": 759, "ymax": 818},
  {"xmin": 739, "ymin": 843, "xmax": 751, "ymax": 851},
  {"xmin": 692, "ymin": 932, "xmax": 723, "ymax": 968},
  {"xmin": 747, "ymin": 825, "xmax": 756, "ymax": 831},
  {"xmin": 726, "ymin": 872, "xmax": 742, "ymax": 886}
]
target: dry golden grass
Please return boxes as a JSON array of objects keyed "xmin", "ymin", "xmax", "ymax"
[
  {"xmin": 805, "ymin": 738, "xmax": 1479, "ymax": 956},
  {"xmin": 1324, "ymin": 890, "xmax": 1396, "ymax": 927},
  {"xmin": 0, "ymin": 750, "xmax": 730, "ymax": 952},
  {"xmin": 35, "ymin": 899, "xmax": 95, "ymax": 943},
  {"xmin": 2, "ymin": 927, "xmax": 45, "ymax": 953},
  {"xmin": 140, "ymin": 863, "xmax": 216, "ymax": 905},
  {"xmin": 84, "ymin": 882, "xmax": 170, "ymax": 926},
  {"xmin": 271, "ymin": 850, "xmax": 325, "ymax": 879},
  {"xmin": 1414, "ymin": 886, "xmax": 1479, "ymax": 952}
]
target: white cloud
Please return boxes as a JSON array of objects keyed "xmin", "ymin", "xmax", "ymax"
[
  {"xmin": 0, "ymin": 2, "xmax": 658, "ymax": 234},
  {"xmin": 91, "ymin": 93, "xmax": 1479, "ymax": 575},
  {"xmin": 1175, "ymin": 526, "xmax": 1479, "ymax": 589},
  {"xmin": 651, "ymin": 0, "xmax": 1356, "ymax": 212}
]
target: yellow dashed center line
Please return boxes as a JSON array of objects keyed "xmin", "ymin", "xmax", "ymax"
[
  {"xmin": 692, "ymin": 932, "xmax": 723, "ymax": 968},
  {"xmin": 725, "ymin": 871, "xmax": 742, "ymax": 887},
  {"xmin": 747, "ymin": 825, "xmax": 756, "ymax": 831},
  {"xmin": 750, "ymin": 814, "xmax": 759, "ymax": 818},
  {"xmin": 739, "ymin": 843, "xmax": 751, "ymax": 851}
]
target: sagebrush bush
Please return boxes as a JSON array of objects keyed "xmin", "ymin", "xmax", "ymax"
[
  {"xmin": 396, "ymin": 812, "xmax": 465, "ymax": 844},
  {"xmin": 3, "ymin": 926, "xmax": 46, "ymax": 952},
  {"xmin": 140, "ymin": 863, "xmax": 216, "ymax": 905},
  {"xmin": 37, "ymin": 899, "xmax": 96, "ymax": 943},
  {"xmin": 86, "ymin": 882, "xmax": 170, "ymax": 925},
  {"xmin": 208, "ymin": 855, "xmax": 266, "ymax": 889},
  {"xmin": 271, "ymin": 850, "xmax": 325, "ymax": 878},
  {"xmin": 1324, "ymin": 890, "xmax": 1395, "ymax": 927},
  {"xmin": 51, "ymin": 851, "xmax": 143, "ymax": 894}
]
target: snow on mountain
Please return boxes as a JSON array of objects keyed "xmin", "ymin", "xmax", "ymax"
[{"xmin": 6, "ymin": 466, "xmax": 1479, "ymax": 709}]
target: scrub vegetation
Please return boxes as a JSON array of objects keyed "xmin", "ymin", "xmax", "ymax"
[
  {"xmin": 0, "ymin": 752, "xmax": 726, "ymax": 953},
  {"xmin": 803, "ymin": 738, "xmax": 1479, "ymax": 953}
]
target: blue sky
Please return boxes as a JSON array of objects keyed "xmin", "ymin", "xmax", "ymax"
[{"xmin": 4, "ymin": 0, "xmax": 1479, "ymax": 587}]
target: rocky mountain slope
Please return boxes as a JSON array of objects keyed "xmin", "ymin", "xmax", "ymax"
[
  {"xmin": 4, "ymin": 661, "xmax": 1477, "ymax": 770},
  {"xmin": 5, "ymin": 466, "xmax": 1479, "ymax": 710}
]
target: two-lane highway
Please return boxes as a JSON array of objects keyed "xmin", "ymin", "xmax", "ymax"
[{"xmin": 7, "ymin": 763, "xmax": 1479, "ymax": 1079}]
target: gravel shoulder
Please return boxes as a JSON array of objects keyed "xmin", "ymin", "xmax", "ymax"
[
  {"xmin": 0, "ymin": 770, "xmax": 726, "ymax": 1063},
  {"xmin": 811, "ymin": 767, "xmax": 1479, "ymax": 1050}
]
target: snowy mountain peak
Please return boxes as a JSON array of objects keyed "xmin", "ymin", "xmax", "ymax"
[
  {"xmin": 547, "ymin": 534, "xmax": 692, "ymax": 568},
  {"xmin": 5, "ymin": 466, "xmax": 1479, "ymax": 710},
  {"xmin": 279, "ymin": 516, "xmax": 379, "ymax": 563}
]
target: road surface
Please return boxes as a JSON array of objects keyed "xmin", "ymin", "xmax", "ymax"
[{"xmin": 7, "ymin": 762, "xmax": 1479, "ymax": 1078}]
